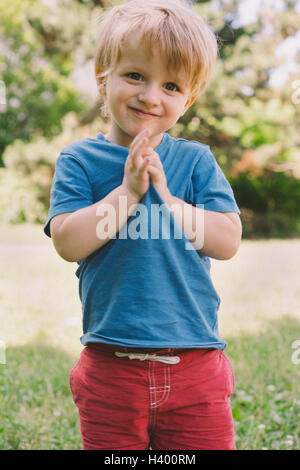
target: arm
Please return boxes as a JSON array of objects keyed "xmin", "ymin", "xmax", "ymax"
[
  {"xmin": 50, "ymin": 184, "xmax": 140, "ymax": 262},
  {"xmin": 145, "ymin": 150, "xmax": 242, "ymax": 260},
  {"xmin": 165, "ymin": 194, "xmax": 242, "ymax": 260},
  {"xmin": 50, "ymin": 128, "xmax": 155, "ymax": 262}
]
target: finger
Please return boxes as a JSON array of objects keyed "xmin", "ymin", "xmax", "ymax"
[
  {"xmin": 130, "ymin": 128, "xmax": 152, "ymax": 157},
  {"xmin": 138, "ymin": 156, "xmax": 151, "ymax": 179},
  {"xmin": 141, "ymin": 149, "xmax": 163, "ymax": 169},
  {"xmin": 137, "ymin": 127, "xmax": 152, "ymax": 140},
  {"xmin": 142, "ymin": 149, "xmax": 162, "ymax": 165},
  {"xmin": 147, "ymin": 164, "xmax": 161, "ymax": 183},
  {"xmin": 143, "ymin": 153, "xmax": 163, "ymax": 172},
  {"xmin": 152, "ymin": 151, "xmax": 163, "ymax": 166},
  {"xmin": 132, "ymin": 135, "xmax": 156, "ymax": 170},
  {"xmin": 141, "ymin": 146, "xmax": 155, "ymax": 158},
  {"xmin": 139, "ymin": 155, "xmax": 150, "ymax": 168},
  {"xmin": 130, "ymin": 137, "xmax": 149, "ymax": 170}
]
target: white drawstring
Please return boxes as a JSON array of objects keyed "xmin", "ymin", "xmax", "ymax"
[{"xmin": 114, "ymin": 351, "xmax": 180, "ymax": 365}]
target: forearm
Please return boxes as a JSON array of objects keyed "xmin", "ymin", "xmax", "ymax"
[
  {"xmin": 56, "ymin": 184, "xmax": 140, "ymax": 262},
  {"xmin": 165, "ymin": 194, "xmax": 242, "ymax": 260}
]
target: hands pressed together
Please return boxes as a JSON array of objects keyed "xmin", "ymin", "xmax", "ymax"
[{"xmin": 122, "ymin": 128, "xmax": 172, "ymax": 203}]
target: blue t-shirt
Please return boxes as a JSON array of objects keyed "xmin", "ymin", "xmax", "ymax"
[{"xmin": 44, "ymin": 132, "xmax": 240, "ymax": 349}]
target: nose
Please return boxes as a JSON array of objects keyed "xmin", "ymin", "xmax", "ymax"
[{"xmin": 138, "ymin": 82, "xmax": 161, "ymax": 107}]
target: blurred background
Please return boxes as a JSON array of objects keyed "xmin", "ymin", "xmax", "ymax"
[
  {"xmin": 0, "ymin": 0, "xmax": 300, "ymax": 450},
  {"xmin": 0, "ymin": 0, "xmax": 300, "ymax": 236}
]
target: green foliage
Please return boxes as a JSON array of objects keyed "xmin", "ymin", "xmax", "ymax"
[
  {"xmin": 0, "ymin": 344, "xmax": 81, "ymax": 450},
  {"xmin": 0, "ymin": 112, "xmax": 106, "ymax": 224},
  {"xmin": 0, "ymin": 169, "xmax": 47, "ymax": 224},
  {"xmin": 0, "ymin": 135, "xmax": 56, "ymax": 224},
  {"xmin": 0, "ymin": 0, "xmax": 93, "ymax": 162},
  {"xmin": 227, "ymin": 316, "xmax": 300, "ymax": 450},
  {"xmin": 0, "ymin": 0, "xmax": 299, "ymax": 237},
  {"xmin": 179, "ymin": 0, "xmax": 300, "ymax": 238},
  {"xmin": 219, "ymin": 97, "xmax": 296, "ymax": 148},
  {"xmin": 229, "ymin": 171, "xmax": 300, "ymax": 237}
]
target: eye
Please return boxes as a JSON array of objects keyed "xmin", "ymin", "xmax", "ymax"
[
  {"xmin": 127, "ymin": 72, "xmax": 143, "ymax": 81},
  {"xmin": 164, "ymin": 82, "xmax": 180, "ymax": 92}
]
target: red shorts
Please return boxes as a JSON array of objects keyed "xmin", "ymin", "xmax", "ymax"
[{"xmin": 69, "ymin": 344, "xmax": 236, "ymax": 450}]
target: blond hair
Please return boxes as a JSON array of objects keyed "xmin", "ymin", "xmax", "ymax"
[{"xmin": 95, "ymin": 0, "xmax": 218, "ymax": 116}]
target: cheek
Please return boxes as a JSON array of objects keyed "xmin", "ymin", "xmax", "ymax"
[
  {"xmin": 107, "ymin": 79, "xmax": 127, "ymax": 103},
  {"xmin": 115, "ymin": 82, "xmax": 134, "ymax": 100},
  {"xmin": 166, "ymin": 100, "xmax": 186, "ymax": 119}
]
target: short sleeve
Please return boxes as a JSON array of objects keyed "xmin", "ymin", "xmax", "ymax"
[
  {"xmin": 190, "ymin": 148, "xmax": 240, "ymax": 214},
  {"xmin": 43, "ymin": 152, "xmax": 93, "ymax": 237}
]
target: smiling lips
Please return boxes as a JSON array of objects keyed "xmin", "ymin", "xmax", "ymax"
[{"xmin": 129, "ymin": 107, "xmax": 159, "ymax": 118}]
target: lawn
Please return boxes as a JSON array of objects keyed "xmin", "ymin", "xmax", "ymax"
[{"xmin": 0, "ymin": 223, "xmax": 299, "ymax": 450}]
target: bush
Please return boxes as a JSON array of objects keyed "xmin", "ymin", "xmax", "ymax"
[
  {"xmin": 0, "ymin": 136, "xmax": 57, "ymax": 224},
  {"xmin": 0, "ymin": 112, "xmax": 106, "ymax": 225},
  {"xmin": 229, "ymin": 171, "xmax": 300, "ymax": 238},
  {"xmin": 0, "ymin": 169, "xmax": 47, "ymax": 224}
]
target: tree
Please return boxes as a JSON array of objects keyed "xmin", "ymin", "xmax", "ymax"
[
  {"xmin": 0, "ymin": 0, "xmax": 98, "ymax": 165},
  {"xmin": 180, "ymin": 0, "xmax": 300, "ymax": 177},
  {"xmin": 1, "ymin": 0, "xmax": 300, "ymax": 236}
]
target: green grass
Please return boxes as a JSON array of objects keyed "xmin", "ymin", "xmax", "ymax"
[{"xmin": 0, "ymin": 223, "xmax": 300, "ymax": 450}]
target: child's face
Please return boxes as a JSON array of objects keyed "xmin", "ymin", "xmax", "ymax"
[{"xmin": 100, "ymin": 37, "xmax": 195, "ymax": 148}]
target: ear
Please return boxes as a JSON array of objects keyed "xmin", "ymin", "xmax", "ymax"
[
  {"xmin": 181, "ymin": 95, "xmax": 197, "ymax": 116},
  {"xmin": 95, "ymin": 66, "xmax": 106, "ymax": 96}
]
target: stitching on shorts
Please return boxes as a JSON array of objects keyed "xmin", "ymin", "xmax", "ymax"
[
  {"xmin": 148, "ymin": 362, "xmax": 156, "ymax": 428},
  {"xmin": 152, "ymin": 365, "xmax": 170, "ymax": 408},
  {"xmin": 149, "ymin": 363, "xmax": 171, "ymax": 409}
]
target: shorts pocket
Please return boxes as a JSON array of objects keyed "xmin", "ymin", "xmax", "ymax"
[
  {"xmin": 69, "ymin": 362, "xmax": 77, "ymax": 391},
  {"xmin": 69, "ymin": 360, "xmax": 85, "ymax": 406},
  {"xmin": 220, "ymin": 351, "xmax": 236, "ymax": 397}
]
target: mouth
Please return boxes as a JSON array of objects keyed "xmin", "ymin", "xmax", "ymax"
[{"xmin": 129, "ymin": 107, "xmax": 159, "ymax": 118}]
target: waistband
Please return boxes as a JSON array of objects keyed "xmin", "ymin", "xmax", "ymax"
[{"xmin": 86, "ymin": 342, "xmax": 195, "ymax": 356}]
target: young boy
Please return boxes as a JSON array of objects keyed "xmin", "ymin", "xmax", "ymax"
[{"xmin": 44, "ymin": 0, "xmax": 242, "ymax": 450}]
